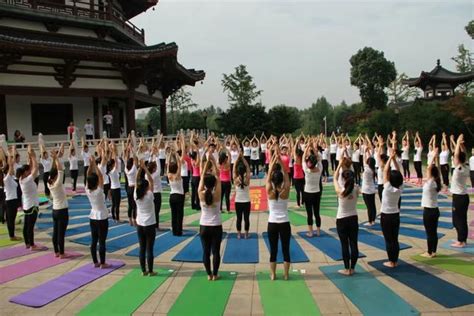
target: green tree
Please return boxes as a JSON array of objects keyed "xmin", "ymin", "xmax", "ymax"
[
  {"xmin": 217, "ymin": 103, "xmax": 269, "ymax": 137},
  {"xmin": 222, "ymin": 65, "xmax": 262, "ymax": 107},
  {"xmin": 451, "ymin": 44, "xmax": 474, "ymax": 95},
  {"xmin": 386, "ymin": 72, "xmax": 420, "ymax": 104},
  {"xmin": 168, "ymin": 88, "xmax": 197, "ymax": 133},
  {"xmin": 350, "ymin": 47, "xmax": 397, "ymax": 111},
  {"xmin": 302, "ymin": 97, "xmax": 333, "ymax": 135},
  {"xmin": 466, "ymin": 20, "xmax": 474, "ymax": 39},
  {"xmin": 268, "ymin": 105, "xmax": 301, "ymax": 135}
]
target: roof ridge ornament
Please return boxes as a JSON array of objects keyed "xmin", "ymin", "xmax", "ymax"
[{"xmin": 437, "ymin": 59, "xmax": 440, "ymax": 67}]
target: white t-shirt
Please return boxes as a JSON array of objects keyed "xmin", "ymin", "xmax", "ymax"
[
  {"xmin": 82, "ymin": 151, "xmax": 91, "ymax": 167},
  {"xmin": 103, "ymin": 114, "xmax": 113, "ymax": 125},
  {"xmin": 230, "ymin": 150, "xmax": 239, "ymax": 164},
  {"xmin": 414, "ymin": 146, "xmax": 422, "ymax": 162},
  {"xmin": 180, "ymin": 161, "xmax": 188, "ymax": 177},
  {"xmin": 135, "ymin": 190, "xmax": 156, "ymax": 226},
  {"xmin": 99, "ymin": 164, "xmax": 109, "ymax": 185},
  {"xmin": 450, "ymin": 165, "xmax": 469, "ymax": 195},
  {"xmin": 4, "ymin": 174, "xmax": 18, "ymax": 201},
  {"xmin": 268, "ymin": 198, "xmax": 289, "ymax": 223},
  {"xmin": 243, "ymin": 146, "xmax": 251, "ymax": 157},
  {"xmin": 361, "ymin": 167, "xmax": 377, "ymax": 194},
  {"xmin": 469, "ymin": 156, "xmax": 474, "ymax": 171},
  {"xmin": 322, "ymin": 148, "xmax": 329, "ymax": 160},
  {"xmin": 84, "ymin": 123, "xmax": 94, "ymax": 136},
  {"xmin": 351, "ymin": 149, "xmax": 360, "ymax": 163},
  {"xmin": 427, "ymin": 151, "xmax": 434, "ymax": 166},
  {"xmin": 169, "ymin": 179, "xmax": 184, "ymax": 195},
  {"xmin": 401, "ymin": 146, "xmax": 409, "ymax": 160},
  {"xmin": 439, "ymin": 150, "xmax": 449, "ymax": 165},
  {"xmin": 20, "ymin": 175, "xmax": 39, "ymax": 210},
  {"xmin": 336, "ymin": 146, "xmax": 343, "ymax": 160},
  {"xmin": 250, "ymin": 147, "xmax": 259, "ymax": 160},
  {"xmin": 48, "ymin": 170, "xmax": 68, "ymax": 210},
  {"xmin": 152, "ymin": 169, "xmax": 162, "ymax": 193},
  {"xmin": 200, "ymin": 201, "xmax": 222, "ymax": 226},
  {"xmin": 126, "ymin": 165, "xmax": 137, "ymax": 186},
  {"xmin": 158, "ymin": 149, "xmax": 166, "ymax": 159},
  {"xmin": 235, "ymin": 185, "xmax": 250, "ymax": 203},
  {"xmin": 337, "ymin": 186, "xmax": 359, "ymax": 219},
  {"xmin": 422, "ymin": 179, "xmax": 438, "ymax": 208},
  {"xmin": 330, "ymin": 143, "xmax": 337, "ymax": 154},
  {"xmin": 69, "ymin": 156, "xmax": 78, "ymax": 171},
  {"xmin": 40, "ymin": 158, "xmax": 52, "ymax": 173},
  {"xmin": 87, "ymin": 188, "xmax": 108, "ymax": 220},
  {"xmin": 381, "ymin": 183, "xmax": 402, "ymax": 214},
  {"xmin": 109, "ymin": 160, "xmax": 121, "ymax": 190},
  {"xmin": 377, "ymin": 166, "xmax": 384, "ymax": 185},
  {"xmin": 303, "ymin": 164, "xmax": 321, "ymax": 193}
]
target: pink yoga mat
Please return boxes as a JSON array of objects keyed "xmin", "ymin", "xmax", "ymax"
[
  {"xmin": 0, "ymin": 244, "xmax": 47, "ymax": 262},
  {"xmin": 10, "ymin": 260, "xmax": 124, "ymax": 308},
  {"xmin": 0, "ymin": 252, "xmax": 82, "ymax": 285}
]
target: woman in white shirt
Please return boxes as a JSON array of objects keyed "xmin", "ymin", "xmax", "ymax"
[
  {"xmin": 40, "ymin": 149, "xmax": 52, "ymax": 198},
  {"xmin": 351, "ymin": 142, "xmax": 361, "ymax": 185},
  {"xmin": 376, "ymin": 144, "xmax": 388, "ymax": 202},
  {"xmin": 107, "ymin": 144, "xmax": 122, "ymax": 222},
  {"xmin": 380, "ymin": 151, "xmax": 403, "ymax": 268},
  {"xmin": 450, "ymin": 135, "xmax": 470, "ymax": 248},
  {"xmin": 329, "ymin": 133, "xmax": 338, "ymax": 171},
  {"xmin": 2, "ymin": 150, "xmax": 21, "ymax": 241},
  {"xmin": 439, "ymin": 133, "xmax": 450, "ymax": 188},
  {"xmin": 68, "ymin": 142, "xmax": 79, "ymax": 192},
  {"xmin": 86, "ymin": 156, "xmax": 110, "ymax": 269},
  {"xmin": 81, "ymin": 142, "xmax": 91, "ymax": 187},
  {"xmin": 321, "ymin": 142, "xmax": 330, "ymax": 182},
  {"xmin": 242, "ymin": 139, "xmax": 251, "ymax": 165},
  {"xmin": 266, "ymin": 148, "xmax": 291, "ymax": 281},
  {"xmin": 47, "ymin": 151, "xmax": 69, "ymax": 258},
  {"xmin": 135, "ymin": 161, "xmax": 157, "ymax": 276},
  {"xmin": 303, "ymin": 143, "xmax": 322, "ymax": 237},
  {"xmin": 233, "ymin": 154, "xmax": 251, "ymax": 239},
  {"xmin": 168, "ymin": 138, "xmax": 185, "ymax": 236},
  {"xmin": 362, "ymin": 153, "xmax": 378, "ymax": 226},
  {"xmin": 250, "ymin": 137, "xmax": 260, "ymax": 176},
  {"xmin": 334, "ymin": 162, "xmax": 360, "ymax": 276},
  {"xmin": 125, "ymin": 148, "xmax": 138, "ymax": 226},
  {"xmin": 421, "ymin": 151, "xmax": 441, "ymax": 258},
  {"xmin": 413, "ymin": 132, "xmax": 423, "ymax": 186},
  {"xmin": 198, "ymin": 156, "xmax": 223, "ymax": 281}
]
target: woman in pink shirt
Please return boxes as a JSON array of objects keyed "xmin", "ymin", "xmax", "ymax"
[
  {"xmin": 219, "ymin": 148, "xmax": 232, "ymax": 213},
  {"xmin": 293, "ymin": 145, "xmax": 305, "ymax": 208}
]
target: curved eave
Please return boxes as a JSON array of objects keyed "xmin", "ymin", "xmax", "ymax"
[
  {"xmin": 176, "ymin": 63, "xmax": 206, "ymax": 85},
  {"xmin": 120, "ymin": 0, "xmax": 159, "ymax": 20},
  {"xmin": 402, "ymin": 71, "xmax": 474, "ymax": 87}
]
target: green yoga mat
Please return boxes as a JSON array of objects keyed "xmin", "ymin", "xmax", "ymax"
[
  {"xmin": 160, "ymin": 207, "xmax": 195, "ymax": 223},
  {"xmin": 188, "ymin": 213, "xmax": 235, "ymax": 227},
  {"xmin": 0, "ymin": 238, "xmax": 21, "ymax": 248},
  {"xmin": 257, "ymin": 271, "xmax": 321, "ymax": 316},
  {"xmin": 78, "ymin": 268, "xmax": 173, "ymax": 316},
  {"xmin": 288, "ymin": 210, "xmax": 308, "ymax": 226},
  {"xmin": 168, "ymin": 271, "xmax": 237, "ymax": 316},
  {"xmin": 412, "ymin": 254, "xmax": 474, "ymax": 278}
]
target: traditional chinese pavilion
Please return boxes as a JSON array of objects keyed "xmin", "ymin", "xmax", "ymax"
[
  {"xmin": 402, "ymin": 59, "xmax": 474, "ymax": 100},
  {"xmin": 0, "ymin": 0, "xmax": 205, "ymax": 141}
]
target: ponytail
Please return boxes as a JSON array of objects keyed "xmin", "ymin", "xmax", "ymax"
[
  {"xmin": 341, "ymin": 170, "xmax": 355, "ymax": 198},
  {"xmin": 205, "ymin": 187, "xmax": 213, "ymax": 205},
  {"xmin": 203, "ymin": 174, "xmax": 216, "ymax": 206},
  {"xmin": 237, "ymin": 161, "xmax": 246, "ymax": 189},
  {"xmin": 48, "ymin": 168, "xmax": 58, "ymax": 186},
  {"xmin": 431, "ymin": 166, "xmax": 442, "ymax": 192}
]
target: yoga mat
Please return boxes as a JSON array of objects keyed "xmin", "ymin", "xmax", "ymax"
[
  {"xmin": 402, "ymin": 201, "xmax": 451, "ymax": 208},
  {"xmin": 262, "ymin": 232, "xmax": 309, "ymax": 263},
  {"xmin": 0, "ymin": 243, "xmax": 47, "ymax": 261},
  {"xmin": 126, "ymin": 230, "xmax": 196, "ymax": 258},
  {"xmin": 288, "ymin": 210, "xmax": 308, "ymax": 226},
  {"xmin": 37, "ymin": 215, "xmax": 90, "ymax": 229},
  {"xmin": 70, "ymin": 223, "xmax": 136, "ymax": 245},
  {"xmin": 298, "ymin": 231, "xmax": 366, "ymax": 261},
  {"xmin": 320, "ymin": 265, "xmax": 418, "ymax": 316},
  {"xmin": 0, "ymin": 238, "xmax": 21, "ymax": 248},
  {"xmin": 401, "ymin": 208, "xmax": 451, "ymax": 218},
  {"xmin": 39, "ymin": 209, "xmax": 91, "ymax": 219},
  {"xmin": 106, "ymin": 230, "xmax": 166, "ymax": 252},
  {"xmin": 0, "ymin": 252, "xmax": 82, "ymax": 285},
  {"xmin": 440, "ymin": 241, "xmax": 474, "ymax": 254},
  {"xmin": 369, "ymin": 259, "xmax": 474, "ymax": 308},
  {"xmin": 257, "ymin": 271, "xmax": 321, "ymax": 316},
  {"xmin": 365, "ymin": 223, "xmax": 445, "ymax": 240},
  {"xmin": 10, "ymin": 260, "xmax": 124, "ymax": 308},
  {"xmin": 222, "ymin": 233, "xmax": 259, "ymax": 263},
  {"xmin": 168, "ymin": 270, "xmax": 237, "ymax": 316},
  {"xmin": 172, "ymin": 233, "xmax": 227, "ymax": 262},
  {"xmin": 78, "ymin": 268, "xmax": 173, "ymax": 316},
  {"xmin": 188, "ymin": 213, "xmax": 235, "ymax": 227},
  {"xmin": 412, "ymin": 254, "xmax": 474, "ymax": 278},
  {"xmin": 400, "ymin": 216, "xmax": 453, "ymax": 229},
  {"xmin": 328, "ymin": 228, "xmax": 411, "ymax": 251}
]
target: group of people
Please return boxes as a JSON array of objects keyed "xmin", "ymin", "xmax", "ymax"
[{"xmin": 0, "ymin": 130, "xmax": 472, "ymax": 280}]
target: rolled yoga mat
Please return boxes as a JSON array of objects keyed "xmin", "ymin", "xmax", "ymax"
[
  {"xmin": 328, "ymin": 228, "xmax": 411, "ymax": 251},
  {"xmin": 126, "ymin": 230, "xmax": 196, "ymax": 258},
  {"xmin": 412, "ymin": 254, "xmax": 474, "ymax": 278},
  {"xmin": 0, "ymin": 252, "xmax": 82, "ymax": 285},
  {"xmin": 262, "ymin": 232, "xmax": 310, "ymax": 263},
  {"xmin": 297, "ymin": 231, "xmax": 366, "ymax": 261},
  {"xmin": 320, "ymin": 264, "xmax": 419, "ymax": 316},
  {"xmin": 70, "ymin": 223, "xmax": 135, "ymax": 243},
  {"xmin": 369, "ymin": 259, "xmax": 474, "ymax": 308},
  {"xmin": 10, "ymin": 260, "xmax": 125, "ymax": 308},
  {"xmin": 257, "ymin": 270, "xmax": 321, "ymax": 316},
  {"xmin": 167, "ymin": 270, "xmax": 237, "ymax": 316},
  {"xmin": 222, "ymin": 233, "xmax": 259, "ymax": 263},
  {"xmin": 364, "ymin": 223, "xmax": 445, "ymax": 240},
  {"xmin": 172, "ymin": 233, "xmax": 228, "ymax": 262},
  {"xmin": 78, "ymin": 268, "xmax": 173, "ymax": 316},
  {"xmin": 0, "ymin": 243, "xmax": 47, "ymax": 261}
]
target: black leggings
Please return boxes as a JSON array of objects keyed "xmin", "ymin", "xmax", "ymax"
[
  {"xmin": 182, "ymin": 176, "xmax": 190, "ymax": 194},
  {"xmin": 137, "ymin": 225, "xmax": 156, "ymax": 273},
  {"xmin": 402, "ymin": 160, "xmax": 410, "ymax": 179},
  {"xmin": 5, "ymin": 199, "xmax": 19, "ymax": 238},
  {"xmin": 423, "ymin": 207, "xmax": 439, "ymax": 254},
  {"xmin": 43, "ymin": 172, "xmax": 50, "ymax": 196},
  {"xmin": 268, "ymin": 222, "xmax": 291, "ymax": 262},
  {"xmin": 90, "ymin": 219, "xmax": 108, "ymax": 265},
  {"xmin": 440, "ymin": 164, "xmax": 449, "ymax": 187},
  {"xmin": 103, "ymin": 183, "xmax": 110, "ymax": 200},
  {"xmin": 110, "ymin": 188, "xmax": 121, "ymax": 220},
  {"xmin": 330, "ymin": 153, "xmax": 336, "ymax": 171},
  {"xmin": 363, "ymin": 193, "xmax": 377, "ymax": 223},
  {"xmin": 353, "ymin": 162, "xmax": 361, "ymax": 185},
  {"xmin": 127, "ymin": 185, "xmax": 137, "ymax": 219},
  {"xmin": 70, "ymin": 169, "xmax": 78, "ymax": 191},
  {"xmin": 83, "ymin": 166, "xmax": 89, "ymax": 186},
  {"xmin": 191, "ymin": 176, "xmax": 201, "ymax": 210},
  {"xmin": 0, "ymin": 190, "xmax": 4, "ymax": 224},
  {"xmin": 220, "ymin": 181, "xmax": 231, "ymax": 212},
  {"xmin": 381, "ymin": 213, "xmax": 400, "ymax": 263},
  {"xmin": 336, "ymin": 215, "xmax": 359, "ymax": 270},
  {"xmin": 170, "ymin": 193, "xmax": 184, "ymax": 236},
  {"xmin": 322, "ymin": 160, "xmax": 329, "ymax": 178},
  {"xmin": 160, "ymin": 159, "xmax": 166, "ymax": 176},
  {"xmin": 293, "ymin": 178, "xmax": 305, "ymax": 207},
  {"xmin": 153, "ymin": 192, "xmax": 162, "ymax": 228},
  {"xmin": 452, "ymin": 194, "xmax": 469, "ymax": 243},
  {"xmin": 414, "ymin": 161, "xmax": 423, "ymax": 179},
  {"xmin": 378, "ymin": 184, "xmax": 383, "ymax": 202},
  {"xmin": 471, "ymin": 171, "xmax": 474, "ymax": 188},
  {"xmin": 23, "ymin": 207, "xmax": 38, "ymax": 247},
  {"xmin": 52, "ymin": 208, "xmax": 69, "ymax": 254},
  {"xmin": 235, "ymin": 202, "xmax": 251, "ymax": 232},
  {"xmin": 251, "ymin": 159, "xmax": 259, "ymax": 176},
  {"xmin": 200, "ymin": 225, "xmax": 223, "ymax": 276},
  {"xmin": 304, "ymin": 191, "xmax": 321, "ymax": 227}
]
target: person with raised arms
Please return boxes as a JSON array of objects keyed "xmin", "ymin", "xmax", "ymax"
[
  {"xmin": 2, "ymin": 147, "xmax": 21, "ymax": 241},
  {"xmin": 39, "ymin": 145, "xmax": 52, "ymax": 198},
  {"xmin": 401, "ymin": 131, "xmax": 410, "ymax": 182},
  {"xmin": 361, "ymin": 136, "xmax": 377, "ymax": 226},
  {"xmin": 81, "ymin": 139, "xmax": 92, "ymax": 187},
  {"xmin": 167, "ymin": 136, "xmax": 185, "ymax": 236},
  {"xmin": 302, "ymin": 138, "xmax": 322, "ymax": 237},
  {"xmin": 440, "ymin": 133, "xmax": 451, "ymax": 189},
  {"xmin": 68, "ymin": 141, "xmax": 79, "ymax": 193},
  {"xmin": 149, "ymin": 135, "xmax": 163, "ymax": 230},
  {"xmin": 218, "ymin": 146, "xmax": 232, "ymax": 213},
  {"xmin": 124, "ymin": 141, "xmax": 138, "ymax": 226},
  {"xmin": 233, "ymin": 153, "xmax": 251, "ymax": 239},
  {"xmin": 292, "ymin": 141, "xmax": 305, "ymax": 208},
  {"xmin": 413, "ymin": 132, "xmax": 423, "ymax": 186},
  {"xmin": 250, "ymin": 135, "xmax": 260, "ymax": 177}
]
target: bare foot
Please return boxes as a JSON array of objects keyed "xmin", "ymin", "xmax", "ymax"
[
  {"xmin": 31, "ymin": 245, "xmax": 42, "ymax": 251},
  {"xmin": 338, "ymin": 269, "xmax": 351, "ymax": 276},
  {"xmin": 270, "ymin": 272, "xmax": 276, "ymax": 281},
  {"xmin": 59, "ymin": 253, "xmax": 69, "ymax": 259},
  {"xmin": 420, "ymin": 252, "xmax": 432, "ymax": 258},
  {"xmin": 10, "ymin": 236, "xmax": 22, "ymax": 241},
  {"xmin": 212, "ymin": 275, "xmax": 220, "ymax": 281},
  {"xmin": 451, "ymin": 242, "xmax": 466, "ymax": 248},
  {"xmin": 149, "ymin": 271, "xmax": 157, "ymax": 277},
  {"xmin": 100, "ymin": 263, "xmax": 111, "ymax": 269},
  {"xmin": 237, "ymin": 232, "xmax": 241, "ymax": 239},
  {"xmin": 316, "ymin": 228, "xmax": 320, "ymax": 237},
  {"xmin": 349, "ymin": 269, "xmax": 356, "ymax": 276},
  {"xmin": 94, "ymin": 263, "xmax": 100, "ymax": 268},
  {"xmin": 245, "ymin": 232, "xmax": 249, "ymax": 239},
  {"xmin": 306, "ymin": 231, "xmax": 313, "ymax": 238},
  {"xmin": 142, "ymin": 271, "xmax": 149, "ymax": 276},
  {"xmin": 208, "ymin": 275, "xmax": 213, "ymax": 281},
  {"xmin": 55, "ymin": 253, "xmax": 60, "ymax": 258},
  {"xmin": 383, "ymin": 261, "xmax": 397, "ymax": 268},
  {"xmin": 431, "ymin": 252, "xmax": 437, "ymax": 258},
  {"xmin": 283, "ymin": 273, "xmax": 289, "ymax": 280},
  {"xmin": 25, "ymin": 244, "xmax": 30, "ymax": 249}
]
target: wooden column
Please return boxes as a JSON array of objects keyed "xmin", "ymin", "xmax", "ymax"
[
  {"xmin": 160, "ymin": 98, "xmax": 167, "ymax": 135},
  {"xmin": 93, "ymin": 97, "xmax": 99, "ymax": 139},
  {"xmin": 0, "ymin": 94, "xmax": 7, "ymax": 140},
  {"xmin": 126, "ymin": 91, "xmax": 136, "ymax": 133}
]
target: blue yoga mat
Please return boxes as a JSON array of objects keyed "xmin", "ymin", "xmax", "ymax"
[
  {"xmin": 298, "ymin": 231, "xmax": 366, "ymax": 261},
  {"xmin": 261, "ymin": 232, "xmax": 310, "ymax": 263},
  {"xmin": 126, "ymin": 230, "xmax": 196, "ymax": 258},
  {"xmin": 400, "ymin": 216, "xmax": 453, "ymax": 229},
  {"xmin": 222, "ymin": 233, "xmax": 259, "ymax": 263},
  {"xmin": 365, "ymin": 223, "xmax": 445, "ymax": 240},
  {"xmin": 37, "ymin": 216, "xmax": 90, "ymax": 230},
  {"xmin": 39, "ymin": 209, "xmax": 91, "ymax": 219},
  {"xmin": 328, "ymin": 228, "xmax": 411, "ymax": 251},
  {"xmin": 400, "ymin": 194, "xmax": 449, "ymax": 202},
  {"xmin": 70, "ymin": 224, "xmax": 135, "ymax": 245},
  {"xmin": 172, "ymin": 232, "xmax": 227, "ymax": 262},
  {"xmin": 440, "ymin": 241, "xmax": 474, "ymax": 254},
  {"xmin": 402, "ymin": 208, "xmax": 451, "ymax": 218},
  {"xmin": 402, "ymin": 201, "xmax": 451, "ymax": 208},
  {"xmin": 369, "ymin": 259, "xmax": 474, "ymax": 308},
  {"xmin": 320, "ymin": 264, "xmax": 419, "ymax": 316}
]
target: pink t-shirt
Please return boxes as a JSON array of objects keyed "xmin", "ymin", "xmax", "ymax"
[
  {"xmin": 192, "ymin": 164, "xmax": 200, "ymax": 177},
  {"xmin": 281, "ymin": 154, "xmax": 290, "ymax": 173},
  {"xmin": 220, "ymin": 168, "xmax": 231, "ymax": 182},
  {"xmin": 293, "ymin": 163, "xmax": 304, "ymax": 179}
]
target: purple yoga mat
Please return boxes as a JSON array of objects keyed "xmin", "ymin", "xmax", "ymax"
[
  {"xmin": 0, "ymin": 252, "xmax": 82, "ymax": 285},
  {"xmin": 0, "ymin": 244, "xmax": 48, "ymax": 262},
  {"xmin": 10, "ymin": 260, "xmax": 125, "ymax": 308}
]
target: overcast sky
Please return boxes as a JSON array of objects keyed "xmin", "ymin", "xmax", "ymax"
[{"xmin": 132, "ymin": 0, "xmax": 473, "ymax": 110}]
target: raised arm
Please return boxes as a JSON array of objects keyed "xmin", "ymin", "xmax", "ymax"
[{"xmin": 28, "ymin": 145, "xmax": 39, "ymax": 178}]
